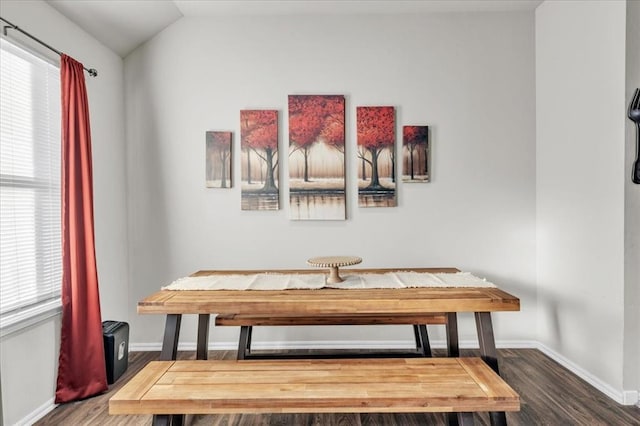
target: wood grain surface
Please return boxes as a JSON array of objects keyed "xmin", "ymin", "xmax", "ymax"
[
  {"xmin": 109, "ymin": 358, "xmax": 519, "ymax": 415},
  {"xmin": 138, "ymin": 268, "xmax": 519, "ymax": 315},
  {"xmin": 214, "ymin": 313, "xmax": 447, "ymax": 326}
]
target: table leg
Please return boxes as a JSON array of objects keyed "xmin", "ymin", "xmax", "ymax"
[
  {"xmin": 196, "ymin": 314, "xmax": 210, "ymax": 360},
  {"xmin": 417, "ymin": 325, "xmax": 432, "ymax": 357},
  {"xmin": 246, "ymin": 325, "xmax": 253, "ymax": 352},
  {"xmin": 237, "ymin": 326, "xmax": 251, "ymax": 360},
  {"xmin": 413, "ymin": 325, "xmax": 422, "ymax": 351},
  {"xmin": 159, "ymin": 314, "xmax": 182, "ymax": 361},
  {"xmin": 475, "ymin": 312, "xmax": 507, "ymax": 426},
  {"xmin": 155, "ymin": 314, "xmax": 183, "ymax": 426},
  {"xmin": 445, "ymin": 313, "xmax": 461, "ymax": 426},
  {"xmin": 446, "ymin": 313, "xmax": 459, "ymax": 357}
]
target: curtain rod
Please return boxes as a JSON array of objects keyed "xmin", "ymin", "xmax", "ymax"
[{"xmin": 0, "ymin": 16, "xmax": 98, "ymax": 77}]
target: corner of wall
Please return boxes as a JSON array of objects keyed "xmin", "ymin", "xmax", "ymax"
[{"xmin": 624, "ymin": 0, "xmax": 640, "ymax": 397}]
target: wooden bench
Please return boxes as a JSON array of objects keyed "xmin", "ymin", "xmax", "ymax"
[
  {"xmin": 109, "ymin": 357, "xmax": 519, "ymax": 425},
  {"xmin": 214, "ymin": 313, "xmax": 452, "ymax": 359}
]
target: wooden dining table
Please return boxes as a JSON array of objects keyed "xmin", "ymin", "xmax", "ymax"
[{"xmin": 138, "ymin": 267, "xmax": 520, "ymax": 426}]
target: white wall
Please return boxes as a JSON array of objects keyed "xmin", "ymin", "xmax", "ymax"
[
  {"xmin": 0, "ymin": 317, "xmax": 61, "ymax": 426},
  {"xmin": 536, "ymin": 0, "xmax": 628, "ymax": 400},
  {"xmin": 0, "ymin": 1, "xmax": 128, "ymax": 424},
  {"xmin": 624, "ymin": 0, "xmax": 640, "ymax": 397},
  {"xmin": 124, "ymin": 12, "xmax": 537, "ymax": 348}
]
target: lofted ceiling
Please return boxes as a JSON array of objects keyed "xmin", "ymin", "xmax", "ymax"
[{"xmin": 45, "ymin": 0, "xmax": 543, "ymax": 58}]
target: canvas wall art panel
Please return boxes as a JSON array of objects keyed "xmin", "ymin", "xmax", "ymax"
[
  {"xmin": 240, "ymin": 110, "xmax": 279, "ymax": 210},
  {"xmin": 402, "ymin": 125, "xmax": 430, "ymax": 183},
  {"xmin": 205, "ymin": 131, "xmax": 232, "ymax": 188},
  {"xmin": 357, "ymin": 106, "xmax": 396, "ymax": 207},
  {"xmin": 288, "ymin": 95, "xmax": 346, "ymax": 220}
]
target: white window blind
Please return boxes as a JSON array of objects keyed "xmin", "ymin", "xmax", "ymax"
[{"xmin": 0, "ymin": 38, "xmax": 62, "ymax": 327}]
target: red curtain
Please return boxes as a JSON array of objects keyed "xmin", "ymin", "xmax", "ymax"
[{"xmin": 55, "ymin": 55, "xmax": 108, "ymax": 403}]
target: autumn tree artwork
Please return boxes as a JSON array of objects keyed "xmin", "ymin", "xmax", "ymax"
[
  {"xmin": 240, "ymin": 110, "xmax": 279, "ymax": 210},
  {"xmin": 402, "ymin": 125, "xmax": 430, "ymax": 183},
  {"xmin": 357, "ymin": 106, "xmax": 397, "ymax": 207},
  {"xmin": 288, "ymin": 95, "xmax": 346, "ymax": 220},
  {"xmin": 205, "ymin": 131, "xmax": 232, "ymax": 189}
]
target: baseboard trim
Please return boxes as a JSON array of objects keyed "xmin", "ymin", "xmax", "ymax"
[
  {"xmin": 14, "ymin": 397, "xmax": 57, "ymax": 426},
  {"xmin": 535, "ymin": 342, "xmax": 639, "ymax": 406}
]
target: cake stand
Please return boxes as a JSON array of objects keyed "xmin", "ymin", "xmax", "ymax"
[{"xmin": 307, "ymin": 256, "xmax": 362, "ymax": 284}]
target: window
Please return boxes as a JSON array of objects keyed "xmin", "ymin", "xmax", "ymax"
[{"xmin": 0, "ymin": 37, "xmax": 61, "ymax": 331}]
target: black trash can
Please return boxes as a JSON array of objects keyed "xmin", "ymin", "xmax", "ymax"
[{"xmin": 102, "ymin": 320, "xmax": 129, "ymax": 384}]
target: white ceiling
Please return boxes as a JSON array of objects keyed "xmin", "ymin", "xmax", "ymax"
[
  {"xmin": 46, "ymin": 0, "xmax": 543, "ymax": 58},
  {"xmin": 46, "ymin": 0, "xmax": 183, "ymax": 57}
]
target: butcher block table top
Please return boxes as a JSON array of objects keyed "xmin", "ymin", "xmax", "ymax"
[{"xmin": 138, "ymin": 267, "xmax": 520, "ymax": 316}]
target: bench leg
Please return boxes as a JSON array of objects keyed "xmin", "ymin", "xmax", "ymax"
[
  {"xmin": 475, "ymin": 312, "xmax": 507, "ymax": 426},
  {"xmin": 446, "ymin": 313, "xmax": 459, "ymax": 357},
  {"xmin": 447, "ymin": 413, "xmax": 458, "ymax": 426},
  {"xmin": 197, "ymin": 314, "xmax": 210, "ymax": 360},
  {"xmin": 445, "ymin": 312, "xmax": 461, "ymax": 426},
  {"xmin": 152, "ymin": 415, "xmax": 183, "ymax": 426},
  {"xmin": 458, "ymin": 412, "xmax": 475, "ymax": 425},
  {"xmin": 156, "ymin": 314, "xmax": 184, "ymax": 426},
  {"xmin": 152, "ymin": 415, "xmax": 170, "ymax": 426},
  {"xmin": 447, "ymin": 412, "xmax": 473, "ymax": 426}
]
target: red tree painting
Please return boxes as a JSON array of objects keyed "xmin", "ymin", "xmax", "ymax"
[
  {"xmin": 205, "ymin": 131, "xmax": 232, "ymax": 188},
  {"xmin": 402, "ymin": 125, "xmax": 430, "ymax": 182},
  {"xmin": 288, "ymin": 96, "xmax": 323, "ymax": 182},
  {"xmin": 357, "ymin": 106, "xmax": 396, "ymax": 207},
  {"xmin": 240, "ymin": 110, "xmax": 279, "ymax": 210},
  {"xmin": 319, "ymin": 96, "xmax": 346, "ymax": 154},
  {"xmin": 288, "ymin": 95, "xmax": 346, "ymax": 220}
]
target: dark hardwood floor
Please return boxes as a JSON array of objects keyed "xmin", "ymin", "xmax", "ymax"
[{"xmin": 34, "ymin": 348, "xmax": 640, "ymax": 425}]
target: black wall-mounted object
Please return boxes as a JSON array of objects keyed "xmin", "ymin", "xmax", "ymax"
[
  {"xmin": 628, "ymin": 88, "xmax": 640, "ymax": 184},
  {"xmin": 102, "ymin": 321, "xmax": 129, "ymax": 384}
]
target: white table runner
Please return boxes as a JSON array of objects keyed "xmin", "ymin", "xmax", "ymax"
[{"xmin": 162, "ymin": 271, "xmax": 496, "ymax": 290}]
